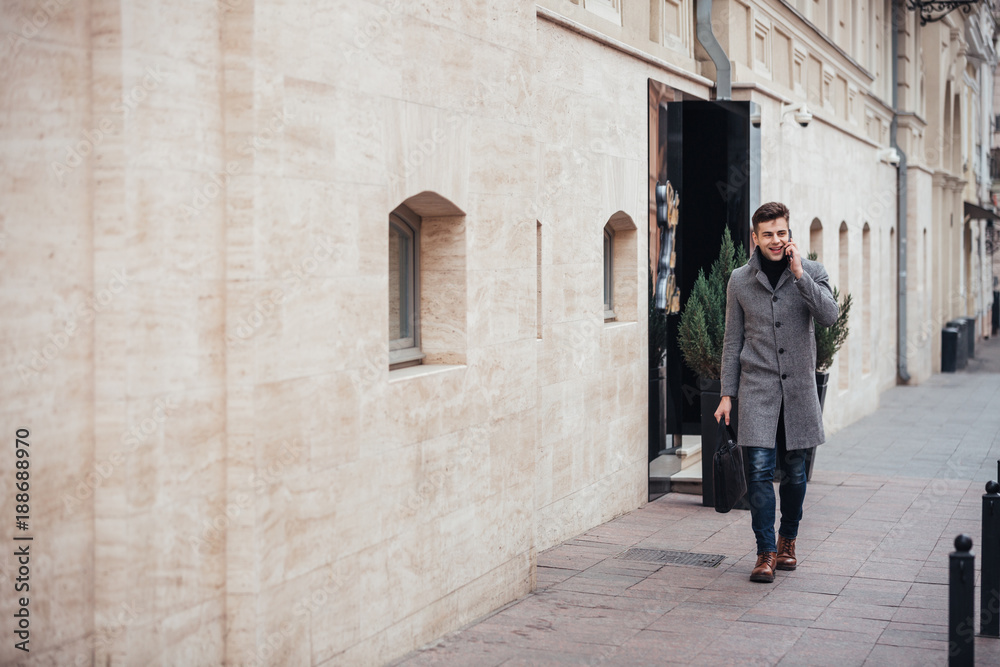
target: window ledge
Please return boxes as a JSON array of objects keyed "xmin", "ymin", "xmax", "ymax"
[
  {"xmin": 389, "ymin": 347, "xmax": 425, "ymax": 366},
  {"xmin": 604, "ymin": 320, "xmax": 637, "ymax": 330},
  {"xmin": 389, "ymin": 363, "xmax": 467, "ymax": 383}
]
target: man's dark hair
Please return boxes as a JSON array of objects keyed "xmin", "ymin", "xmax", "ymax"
[{"xmin": 752, "ymin": 202, "xmax": 790, "ymax": 234}]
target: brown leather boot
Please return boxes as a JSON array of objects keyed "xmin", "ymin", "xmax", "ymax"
[
  {"xmin": 776, "ymin": 535, "xmax": 797, "ymax": 570},
  {"xmin": 750, "ymin": 552, "xmax": 777, "ymax": 583}
]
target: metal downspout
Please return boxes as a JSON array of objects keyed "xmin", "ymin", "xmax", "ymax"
[
  {"xmin": 695, "ymin": 0, "xmax": 731, "ymax": 100},
  {"xmin": 891, "ymin": 1, "xmax": 911, "ymax": 383}
]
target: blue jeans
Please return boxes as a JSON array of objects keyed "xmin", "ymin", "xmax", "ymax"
[{"xmin": 745, "ymin": 405, "xmax": 809, "ymax": 555}]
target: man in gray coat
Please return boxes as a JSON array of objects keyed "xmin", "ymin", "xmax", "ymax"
[{"xmin": 714, "ymin": 202, "xmax": 839, "ymax": 583}]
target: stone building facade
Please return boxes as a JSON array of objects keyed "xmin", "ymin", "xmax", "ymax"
[{"xmin": 0, "ymin": 0, "xmax": 994, "ymax": 665}]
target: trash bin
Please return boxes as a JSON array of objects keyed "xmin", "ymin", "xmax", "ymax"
[
  {"xmin": 993, "ymin": 291, "xmax": 999, "ymax": 336},
  {"xmin": 947, "ymin": 320, "xmax": 968, "ymax": 369},
  {"xmin": 942, "ymin": 327, "xmax": 959, "ymax": 373},
  {"xmin": 961, "ymin": 317, "xmax": 975, "ymax": 359}
]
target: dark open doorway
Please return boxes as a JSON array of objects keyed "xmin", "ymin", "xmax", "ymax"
[{"xmin": 648, "ymin": 78, "xmax": 758, "ymax": 499}]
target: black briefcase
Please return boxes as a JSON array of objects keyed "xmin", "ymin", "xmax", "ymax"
[{"xmin": 713, "ymin": 421, "xmax": 747, "ymax": 513}]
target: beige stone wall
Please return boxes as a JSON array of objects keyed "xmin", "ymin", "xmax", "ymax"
[
  {"xmin": 534, "ymin": 15, "xmax": 662, "ymax": 552},
  {"xmin": 0, "ymin": 1, "xmax": 705, "ymax": 664},
  {"xmin": 1, "ymin": 0, "xmax": 97, "ymax": 663},
  {"xmin": 3, "ymin": 0, "xmax": 232, "ymax": 663},
  {"xmin": 225, "ymin": 2, "xmax": 549, "ymax": 662}
]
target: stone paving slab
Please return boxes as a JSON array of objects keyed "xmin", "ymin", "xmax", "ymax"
[{"xmin": 392, "ymin": 336, "xmax": 1000, "ymax": 665}]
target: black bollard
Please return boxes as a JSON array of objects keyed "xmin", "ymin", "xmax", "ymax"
[
  {"xmin": 984, "ymin": 482, "xmax": 1000, "ymax": 638},
  {"xmin": 950, "ymin": 534, "xmax": 975, "ymax": 666}
]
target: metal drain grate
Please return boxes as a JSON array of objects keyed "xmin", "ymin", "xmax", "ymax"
[{"xmin": 615, "ymin": 548, "xmax": 726, "ymax": 568}]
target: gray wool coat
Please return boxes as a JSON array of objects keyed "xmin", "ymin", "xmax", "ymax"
[{"xmin": 720, "ymin": 249, "xmax": 839, "ymax": 450}]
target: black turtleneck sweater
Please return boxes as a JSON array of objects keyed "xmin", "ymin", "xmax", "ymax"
[{"xmin": 759, "ymin": 248, "xmax": 788, "ymax": 289}]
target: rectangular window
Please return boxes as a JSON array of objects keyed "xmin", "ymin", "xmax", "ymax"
[
  {"xmin": 583, "ymin": 0, "xmax": 622, "ymax": 25},
  {"xmin": 389, "ymin": 205, "xmax": 424, "ymax": 368},
  {"xmin": 656, "ymin": 0, "xmax": 691, "ymax": 54},
  {"xmin": 604, "ymin": 227, "xmax": 615, "ymax": 321}
]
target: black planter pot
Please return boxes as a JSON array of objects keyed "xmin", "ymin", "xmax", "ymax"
[
  {"xmin": 803, "ymin": 371, "xmax": 830, "ymax": 482},
  {"xmin": 699, "ymin": 378, "xmax": 750, "ymax": 510},
  {"xmin": 815, "ymin": 371, "xmax": 830, "ymax": 409}
]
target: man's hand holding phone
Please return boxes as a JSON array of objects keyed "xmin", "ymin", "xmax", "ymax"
[{"xmin": 783, "ymin": 239, "xmax": 803, "ymax": 279}]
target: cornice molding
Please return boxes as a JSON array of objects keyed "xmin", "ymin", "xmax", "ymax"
[
  {"xmin": 731, "ymin": 81, "xmax": 792, "ymax": 103},
  {"xmin": 897, "ymin": 111, "xmax": 929, "ymax": 128},
  {"xmin": 535, "ymin": 5, "xmax": 714, "ymax": 92}
]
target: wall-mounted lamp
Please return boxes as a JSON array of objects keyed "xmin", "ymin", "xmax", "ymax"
[
  {"xmin": 905, "ymin": 0, "xmax": 980, "ymax": 26},
  {"xmin": 780, "ymin": 102, "xmax": 812, "ymax": 127},
  {"xmin": 877, "ymin": 148, "xmax": 901, "ymax": 166}
]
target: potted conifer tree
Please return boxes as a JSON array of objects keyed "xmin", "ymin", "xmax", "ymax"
[
  {"xmin": 677, "ymin": 227, "xmax": 746, "ymax": 388},
  {"xmin": 809, "ymin": 252, "xmax": 852, "ymax": 409},
  {"xmin": 677, "ymin": 228, "xmax": 746, "ymax": 506}
]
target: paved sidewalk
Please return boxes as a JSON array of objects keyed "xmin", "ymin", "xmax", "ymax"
[{"xmin": 394, "ymin": 335, "xmax": 1000, "ymax": 666}]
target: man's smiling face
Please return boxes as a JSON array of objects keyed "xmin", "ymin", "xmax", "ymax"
[{"xmin": 752, "ymin": 217, "xmax": 790, "ymax": 262}]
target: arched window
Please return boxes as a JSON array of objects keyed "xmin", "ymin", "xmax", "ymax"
[
  {"xmin": 603, "ymin": 211, "xmax": 638, "ymax": 323},
  {"xmin": 953, "ymin": 95, "xmax": 961, "ymax": 174},
  {"xmin": 943, "ymin": 82, "xmax": 952, "ymax": 170},
  {"xmin": 388, "ymin": 191, "xmax": 467, "ymax": 370},
  {"xmin": 923, "ymin": 228, "xmax": 929, "ymax": 301},
  {"xmin": 809, "ymin": 218, "xmax": 823, "ymax": 262},
  {"xmin": 838, "ymin": 222, "xmax": 850, "ymax": 390},
  {"xmin": 889, "ymin": 225, "xmax": 896, "ymax": 344},
  {"xmin": 919, "ymin": 75, "xmax": 925, "ymax": 118},
  {"xmin": 862, "ymin": 223, "xmax": 871, "ymax": 374},
  {"xmin": 389, "ymin": 205, "xmax": 421, "ymax": 367}
]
